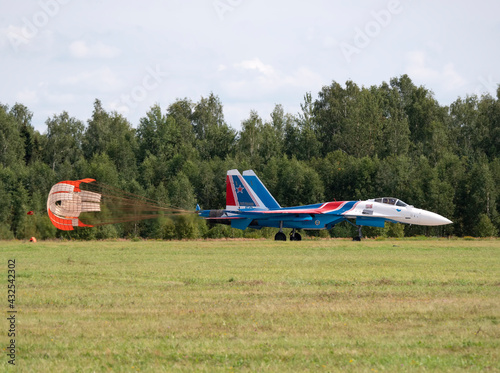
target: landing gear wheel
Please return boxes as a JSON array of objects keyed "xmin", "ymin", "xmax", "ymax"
[
  {"xmin": 274, "ymin": 232, "xmax": 287, "ymax": 241},
  {"xmin": 290, "ymin": 232, "xmax": 302, "ymax": 241}
]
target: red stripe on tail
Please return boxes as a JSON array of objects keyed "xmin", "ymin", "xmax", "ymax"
[{"xmin": 226, "ymin": 175, "xmax": 236, "ymax": 207}]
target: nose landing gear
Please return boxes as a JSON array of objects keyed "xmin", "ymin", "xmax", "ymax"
[{"xmin": 353, "ymin": 226, "xmax": 363, "ymax": 241}]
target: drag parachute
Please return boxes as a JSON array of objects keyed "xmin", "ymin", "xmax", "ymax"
[{"xmin": 47, "ymin": 178, "xmax": 189, "ymax": 231}]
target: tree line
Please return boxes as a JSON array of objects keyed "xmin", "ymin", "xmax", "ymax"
[{"xmin": 1, "ymin": 74, "xmax": 498, "ymax": 239}]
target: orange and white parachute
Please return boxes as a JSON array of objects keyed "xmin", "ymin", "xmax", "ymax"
[
  {"xmin": 47, "ymin": 178, "xmax": 188, "ymax": 231},
  {"xmin": 47, "ymin": 178, "xmax": 99, "ymax": 230}
]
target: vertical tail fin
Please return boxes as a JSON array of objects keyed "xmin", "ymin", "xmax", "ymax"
[
  {"xmin": 226, "ymin": 169, "xmax": 267, "ymax": 210},
  {"xmin": 242, "ymin": 170, "xmax": 281, "ymax": 209}
]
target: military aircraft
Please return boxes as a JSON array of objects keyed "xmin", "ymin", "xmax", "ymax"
[{"xmin": 197, "ymin": 169, "xmax": 452, "ymax": 241}]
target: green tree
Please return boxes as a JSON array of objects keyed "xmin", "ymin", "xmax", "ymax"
[
  {"xmin": 490, "ymin": 158, "xmax": 500, "ymax": 232},
  {"xmin": 469, "ymin": 159, "xmax": 497, "ymax": 220},
  {"xmin": 390, "ymin": 75, "xmax": 448, "ymax": 159},
  {"xmin": 0, "ymin": 177, "xmax": 13, "ymax": 232},
  {"xmin": 85, "ymin": 153, "xmax": 120, "ymax": 187},
  {"xmin": 83, "ymin": 99, "xmax": 109, "ymax": 158},
  {"xmin": 449, "ymin": 95, "xmax": 480, "ymax": 158},
  {"xmin": 477, "ymin": 91, "xmax": 500, "ymax": 159},
  {"xmin": 138, "ymin": 104, "xmax": 198, "ymax": 184},
  {"xmin": 375, "ymin": 155, "xmax": 414, "ymax": 202},
  {"xmin": 174, "ymin": 214, "xmax": 198, "ymax": 239},
  {"xmin": 83, "ymin": 99, "xmax": 138, "ymax": 180},
  {"xmin": 137, "ymin": 105, "xmax": 180, "ymax": 187},
  {"xmin": 10, "ymin": 103, "xmax": 38, "ymax": 164},
  {"xmin": 0, "ymin": 104, "xmax": 25, "ymax": 168},
  {"xmin": 166, "ymin": 98, "xmax": 196, "ymax": 148},
  {"xmin": 342, "ymin": 85, "xmax": 383, "ymax": 158},
  {"xmin": 26, "ymin": 160, "xmax": 56, "ymax": 202},
  {"xmin": 11, "ymin": 182, "xmax": 30, "ymax": 238},
  {"xmin": 312, "ymin": 80, "xmax": 353, "ymax": 156},
  {"xmin": 377, "ymin": 82, "xmax": 411, "ymax": 158},
  {"xmin": 238, "ymin": 110, "xmax": 263, "ymax": 164},
  {"xmin": 474, "ymin": 214, "xmax": 498, "ymax": 237},
  {"xmin": 136, "ymin": 104, "xmax": 167, "ymax": 161},
  {"xmin": 312, "ymin": 80, "xmax": 385, "ymax": 158},
  {"xmin": 265, "ymin": 156, "xmax": 324, "ymax": 207},
  {"xmin": 295, "ymin": 92, "xmax": 322, "ymax": 160},
  {"xmin": 259, "ymin": 105, "xmax": 287, "ymax": 162},
  {"xmin": 44, "ymin": 111, "xmax": 84, "ymax": 174},
  {"xmin": 192, "ymin": 93, "xmax": 235, "ymax": 159},
  {"xmin": 167, "ymin": 172, "xmax": 196, "ymax": 210}
]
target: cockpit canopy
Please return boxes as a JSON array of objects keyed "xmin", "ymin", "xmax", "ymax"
[{"xmin": 370, "ymin": 197, "xmax": 408, "ymax": 207}]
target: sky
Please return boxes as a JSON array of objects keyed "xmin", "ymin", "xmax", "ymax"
[{"xmin": 1, "ymin": 0, "xmax": 499, "ymax": 133}]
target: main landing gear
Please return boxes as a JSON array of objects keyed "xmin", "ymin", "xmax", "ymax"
[
  {"xmin": 273, "ymin": 222, "xmax": 302, "ymax": 241},
  {"xmin": 274, "ymin": 221, "xmax": 286, "ymax": 240},
  {"xmin": 290, "ymin": 228, "xmax": 302, "ymax": 241},
  {"xmin": 274, "ymin": 231, "xmax": 287, "ymax": 241}
]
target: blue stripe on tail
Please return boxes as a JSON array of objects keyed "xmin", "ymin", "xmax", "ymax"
[{"xmin": 243, "ymin": 170, "xmax": 281, "ymax": 209}]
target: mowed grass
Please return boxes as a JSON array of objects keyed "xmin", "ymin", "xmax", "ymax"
[{"xmin": 2, "ymin": 238, "xmax": 499, "ymax": 372}]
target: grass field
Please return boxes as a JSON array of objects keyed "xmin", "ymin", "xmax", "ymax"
[{"xmin": 2, "ymin": 238, "xmax": 499, "ymax": 372}]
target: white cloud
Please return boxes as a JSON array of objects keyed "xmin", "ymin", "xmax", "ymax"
[
  {"xmin": 442, "ymin": 63, "xmax": 466, "ymax": 90},
  {"xmin": 45, "ymin": 92, "xmax": 76, "ymax": 105},
  {"xmin": 406, "ymin": 50, "xmax": 466, "ymax": 92},
  {"xmin": 1, "ymin": 1, "xmax": 499, "ymax": 132},
  {"xmin": 15, "ymin": 89, "xmax": 38, "ymax": 104},
  {"xmin": 108, "ymin": 100, "xmax": 130, "ymax": 116},
  {"xmin": 474, "ymin": 75, "xmax": 499, "ymax": 97},
  {"xmin": 0, "ymin": 25, "xmax": 54, "ymax": 53},
  {"xmin": 59, "ymin": 67, "xmax": 124, "ymax": 92},
  {"xmin": 283, "ymin": 67, "xmax": 324, "ymax": 88},
  {"xmin": 216, "ymin": 59, "xmax": 324, "ymax": 128},
  {"xmin": 0, "ymin": 26, "xmax": 22, "ymax": 50},
  {"xmin": 225, "ymin": 58, "xmax": 323, "ymax": 96},
  {"xmin": 235, "ymin": 58, "xmax": 275, "ymax": 76},
  {"xmin": 69, "ymin": 40, "xmax": 121, "ymax": 59},
  {"xmin": 322, "ymin": 36, "xmax": 339, "ymax": 48},
  {"xmin": 406, "ymin": 51, "xmax": 437, "ymax": 80}
]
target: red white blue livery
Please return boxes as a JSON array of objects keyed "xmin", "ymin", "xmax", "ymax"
[{"xmin": 197, "ymin": 169, "xmax": 452, "ymax": 241}]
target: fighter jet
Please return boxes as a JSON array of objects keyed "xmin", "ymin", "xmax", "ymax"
[{"xmin": 197, "ymin": 169, "xmax": 452, "ymax": 241}]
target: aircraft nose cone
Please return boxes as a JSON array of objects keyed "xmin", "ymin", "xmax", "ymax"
[{"xmin": 420, "ymin": 210, "xmax": 453, "ymax": 226}]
